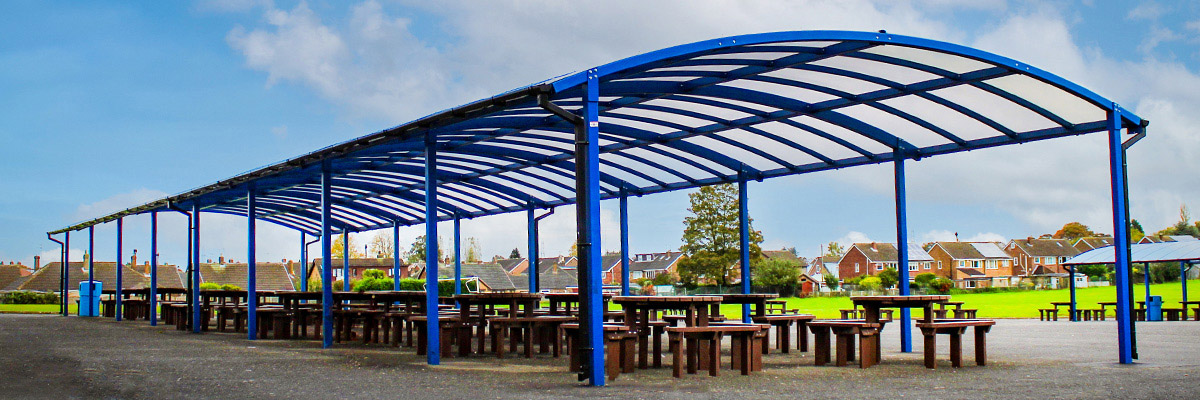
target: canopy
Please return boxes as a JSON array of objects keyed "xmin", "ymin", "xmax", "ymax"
[
  {"xmin": 50, "ymin": 30, "xmax": 1145, "ymax": 235},
  {"xmin": 1065, "ymin": 241, "xmax": 1200, "ymax": 265}
]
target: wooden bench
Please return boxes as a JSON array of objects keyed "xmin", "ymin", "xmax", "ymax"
[
  {"xmin": 1039, "ymin": 309, "xmax": 1059, "ymax": 321},
  {"xmin": 808, "ymin": 320, "xmax": 885, "ymax": 368},
  {"xmin": 254, "ymin": 308, "xmax": 292, "ymax": 340},
  {"xmin": 666, "ymin": 325, "xmax": 762, "ymax": 377},
  {"xmin": 562, "ymin": 323, "xmax": 637, "ymax": 381},
  {"xmin": 752, "ymin": 314, "xmax": 814, "ymax": 353},
  {"xmin": 409, "ymin": 316, "xmax": 472, "ymax": 357},
  {"xmin": 839, "ymin": 309, "xmax": 893, "ymax": 320},
  {"xmin": 915, "ymin": 319, "xmax": 995, "ymax": 369},
  {"xmin": 1162, "ymin": 308, "xmax": 1184, "ymax": 321},
  {"xmin": 489, "ymin": 316, "xmax": 576, "ymax": 358},
  {"xmin": 952, "ymin": 309, "xmax": 978, "ymax": 319}
]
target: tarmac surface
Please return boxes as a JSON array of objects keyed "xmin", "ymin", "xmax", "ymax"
[{"xmin": 1, "ymin": 314, "xmax": 1198, "ymax": 399}]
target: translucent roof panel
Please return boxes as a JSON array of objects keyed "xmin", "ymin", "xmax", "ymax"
[
  {"xmin": 1066, "ymin": 241, "xmax": 1200, "ymax": 265},
  {"xmin": 54, "ymin": 30, "xmax": 1145, "ymax": 235}
]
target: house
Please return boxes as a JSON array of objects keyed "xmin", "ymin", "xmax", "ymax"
[
  {"xmin": 926, "ymin": 242, "xmax": 1016, "ymax": 288},
  {"xmin": 0, "ymin": 263, "xmax": 30, "ymax": 290},
  {"xmin": 559, "ymin": 254, "xmax": 625, "ymax": 285},
  {"xmin": 837, "ymin": 243, "xmax": 934, "ymax": 281},
  {"xmin": 493, "ymin": 257, "xmax": 529, "ymax": 275},
  {"xmin": 626, "ymin": 251, "xmax": 684, "ymax": 280},
  {"xmin": 417, "ymin": 262, "xmax": 520, "ymax": 292},
  {"xmin": 513, "ymin": 263, "xmax": 579, "ymax": 293},
  {"xmin": 197, "ymin": 257, "xmax": 297, "ymax": 291},
  {"xmin": 5, "ymin": 254, "xmax": 147, "ymax": 293},
  {"xmin": 307, "ymin": 257, "xmax": 409, "ymax": 283},
  {"xmin": 806, "ymin": 256, "xmax": 840, "ymax": 292},
  {"xmin": 1072, "ymin": 236, "xmax": 1114, "ymax": 252},
  {"xmin": 1004, "ymin": 237, "xmax": 1080, "ymax": 275},
  {"xmin": 1138, "ymin": 235, "xmax": 1198, "ymax": 244}
]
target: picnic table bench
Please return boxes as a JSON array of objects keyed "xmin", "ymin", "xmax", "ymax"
[
  {"xmin": 915, "ymin": 319, "xmax": 995, "ymax": 368},
  {"xmin": 808, "ymin": 320, "xmax": 885, "ymax": 368}
]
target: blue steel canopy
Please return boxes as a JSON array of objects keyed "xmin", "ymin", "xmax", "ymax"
[
  {"xmin": 1065, "ymin": 241, "xmax": 1200, "ymax": 265},
  {"xmin": 49, "ymin": 30, "xmax": 1146, "ymax": 235}
]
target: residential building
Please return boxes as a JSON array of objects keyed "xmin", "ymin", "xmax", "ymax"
[
  {"xmin": 1004, "ymin": 237, "xmax": 1081, "ymax": 275},
  {"xmin": 1073, "ymin": 236, "xmax": 1115, "ymax": 252},
  {"xmin": 198, "ymin": 257, "xmax": 297, "ymax": 291},
  {"xmin": 837, "ymin": 243, "xmax": 934, "ymax": 281},
  {"xmin": 417, "ymin": 262, "xmax": 520, "ymax": 292},
  {"xmin": 307, "ymin": 257, "xmax": 409, "ymax": 282},
  {"xmin": 926, "ymin": 242, "xmax": 1016, "ymax": 288},
  {"xmin": 493, "ymin": 257, "xmax": 529, "ymax": 275},
  {"xmin": 1138, "ymin": 235, "xmax": 1198, "ymax": 244},
  {"xmin": 0, "ymin": 263, "xmax": 29, "ymax": 290},
  {"xmin": 626, "ymin": 251, "xmax": 684, "ymax": 280},
  {"xmin": 806, "ymin": 256, "xmax": 840, "ymax": 292}
]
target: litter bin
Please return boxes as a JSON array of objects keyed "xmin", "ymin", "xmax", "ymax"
[
  {"xmin": 1146, "ymin": 295, "xmax": 1163, "ymax": 321},
  {"xmin": 78, "ymin": 281, "xmax": 102, "ymax": 317}
]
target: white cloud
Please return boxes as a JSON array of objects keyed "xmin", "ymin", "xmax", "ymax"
[
  {"xmin": 271, "ymin": 124, "xmax": 288, "ymax": 139},
  {"xmin": 1126, "ymin": 1, "xmax": 1165, "ymax": 21},
  {"xmin": 836, "ymin": 231, "xmax": 875, "ymax": 248},
  {"xmin": 195, "ymin": 0, "xmax": 273, "ymax": 14},
  {"xmin": 919, "ymin": 229, "xmax": 1006, "ymax": 244}
]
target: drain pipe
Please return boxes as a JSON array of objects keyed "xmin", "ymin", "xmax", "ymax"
[{"xmin": 47, "ymin": 233, "xmax": 65, "ymax": 315}]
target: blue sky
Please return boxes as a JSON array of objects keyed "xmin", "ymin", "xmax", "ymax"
[{"xmin": 3, "ymin": 0, "xmax": 1200, "ymax": 268}]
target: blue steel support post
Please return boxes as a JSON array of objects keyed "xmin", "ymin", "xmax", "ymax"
[
  {"xmin": 191, "ymin": 205, "xmax": 202, "ymax": 333},
  {"xmin": 424, "ymin": 133, "xmax": 441, "ymax": 365},
  {"xmin": 342, "ymin": 231, "xmax": 351, "ymax": 291},
  {"xmin": 150, "ymin": 212, "xmax": 158, "ymax": 326},
  {"xmin": 1107, "ymin": 107, "xmax": 1134, "ymax": 364},
  {"xmin": 1182, "ymin": 261, "xmax": 1188, "ymax": 303},
  {"xmin": 454, "ymin": 213, "xmax": 462, "ymax": 295},
  {"xmin": 738, "ymin": 172, "xmax": 751, "ymax": 323},
  {"xmin": 528, "ymin": 206, "xmax": 538, "ymax": 293},
  {"xmin": 894, "ymin": 153, "xmax": 913, "ymax": 353},
  {"xmin": 300, "ymin": 232, "xmax": 307, "ymax": 292},
  {"xmin": 320, "ymin": 160, "xmax": 334, "ymax": 348},
  {"xmin": 247, "ymin": 186, "xmax": 258, "ymax": 340},
  {"xmin": 578, "ymin": 71, "xmax": 605, "ymax": 386},
  {"xmin": 1069, "ymin": 264, "xmax": 1078, "ymax": 322},
  {"xmin": 63, "ymin": 231, "xmax": 70, "ymax": 316},
  {"xmin": 87, "ymin": 226, "xmax": 94, "ymax": 317},
  {"xmin": 47, "ymin": 233, "xmax": 65, "ymax": 316},
  {"xmin": 393, "ymin": 224, "xmax": 402, "ymax": 291},
  {"xmin": 116, "ymin": 218, "xmax": 123, "ymax": 321},
  {"xmin": 1144, "ymin": 263, "xmax": 1151, "ymax": 305},
  {"xmin": 619, "ymin": 189, "xmax": 630, "ymax": 296}
]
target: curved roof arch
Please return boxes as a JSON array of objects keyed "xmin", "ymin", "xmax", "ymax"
[{"xmin": 52, "ymin": 30, "xmax": 1147, "ymax": 235}]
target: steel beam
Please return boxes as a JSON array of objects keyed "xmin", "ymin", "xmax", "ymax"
[
  {"xmin": 1182, "ymin": 261, "xmax": 1188, "ymax": 303},
  {"xmin": 87, "ymin": 226, "xmax": 94, "ymax": 318},
  {"xmin": 150, "ymin": 212, "xmax": 158, "ymax": 326},
  {"xmin": 528, "ymin": 206, "xmax": 539, "ymax": 293},
  {"xmin": 425, "ymin": 133, "xmax": 441, "ymax": 365},
  {"xmin": 454, "ymin": 213, "xmax": 462, "ymax": 295},
  {"xmin": 115, "ymin": 217, "xmax": 124, "ymax": 321},
  {"xmin": 894, "ymin": 153, "xmax": 912, "ymax": 352},
  {"xmin": 247, "ymin": 187, "xmax": 258, "ymax": 340},
  {"xmin": 63, "ymin": 231, "xmax": 69, "ymax": 316},
  {"xmin": 321, "ymin": 160, "xmax": 335, "ymax": 349},
  {"xmin": 619, "ymin": 189, "xmax": 630, "ymax": 296},
  {"xmin": 393, "ymin": 223, "xmax": 402, "ymax": 291},
  {"xmin": 738, "ymin": 172, "xmax": 751, "ymax": 323},
  {"xmin": 191, "ymin": 205, "xmax": 202, "ymax": 333},
  {"xmin": 1107, "ymin": 107, "xmax": 1134, "ymax": 364},
  {"xmin": 1069, "ymin": 264, "xmax": 1078, "ymax": 322},
  {"xmin": 342, "ymin": 231, "xmax": 351, "ymax": 291},
  {"xmin": 575, "ymin": 70, "xmax": 605, "ymax": 386}
]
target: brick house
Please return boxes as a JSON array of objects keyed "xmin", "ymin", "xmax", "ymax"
[
  {"xmin": 1138, "ymin": 235, "xmax": 1198, "ymax": 244},
  {"xmin": 626, "ymin": 251, "xmax": 684, "ymax": 280},
  {"xmin": 926, "ymin": 242, "xmax": 1016, "ymax": 288},
  {"xmin": 201, "ymin": 257, "xmax": 297, "ymax": 291},
  {"xmin": 308, "ymin": 257, "xmax": 409, "ymax": 283},
  {"xmin": 1004, "ymin": 238, "xmax": 1080, "ymax": 275},
  {"xmin": 1073, "ymin": 236, "xmax": 1114, "ymax": 252},
  {"xmin": 837, "ymin": 243, "xmax": 934, "ymax": 281}
]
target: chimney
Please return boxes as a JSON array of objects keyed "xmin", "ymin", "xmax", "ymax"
[
  {"xmin": 954, "ymin": 232, "xmax": 959, "ymax": 241},
  {"xmin": 34, "ymin": 256, "xmax": 40, "ymax": 270},
  {"xmin": 144, "ymin": 261, "xmax": 151, "ymax": 275},
  {"xmin": 130, "ymin": 249, "xmax": 137, "ymax": 268},
  {"xmin": 871, "ymin": 242, "xmax": 877, "ymax": 251},
  {"xmin": 83, "ymin": 252, "xmax": 90, "ymax": 270},
  {"xmin": 218, "ymin": 256, "xmax": 224, "ymax": 264},
  {"xmin": 207, "ymin": 259, "xmax": 212, "ymax": 263},
  {"xmin": 1026, "ymin": 237, "xmax": 1033, "ymax": 245}
]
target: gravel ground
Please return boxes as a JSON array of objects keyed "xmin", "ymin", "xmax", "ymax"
[{"xmin": 1, "ymin": 314, "xmax": 1198, "ymax": 399}]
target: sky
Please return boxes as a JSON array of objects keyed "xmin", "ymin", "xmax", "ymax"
[{"xmin": 3, "ymin": 0, "xmax": 1200, "ymax": 269}]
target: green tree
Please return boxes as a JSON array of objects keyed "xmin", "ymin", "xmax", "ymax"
[
  {"xmin": 509, "ymin": 248, "xmax": 521, "ymax": 259},
  {"xmin": 464, "ymin": 237, "xmax": 482, "ymax": 263},
  {"xmin": 858, "ymin": 276, "xmax": 882, "ymax": 291},
  {"xmin": 407, "ymin": 235, "xmax": 444, "ymax": 264},
  {"xmin": 751, "ymin": 258, "xmax": 801, "ymax": 293},
  {"xmin": 1130, "ymin": 219, "xmax": 1146, "ymax": 243},
  {"xmin": 1052, "ymin": 222, "xmax": 1096, "ymax": 241},
  {"xmin": 929, "ymin": 278, "xmax": 954, "ymax": 294},
  {"xmin": 823, "ymin": 274, "xmax": 839, "ymax": 290},
  {"xmin": 1157, "ymin": 205, "xmax": 1200, "ymax": 238},
  {"xmin": 913, "ymin": 272, "xmax": 937, "ymax": 289},
  {"xmin": 824, "ymin": 242, "xmax": 844, "ymax": 258},
  {"xmin": 877, "ymin": 267, "xmax": 899, "ymax": 289},
  {"xmin": 677, "ymin": 184, "xmax": 764, "ymax": 286}
]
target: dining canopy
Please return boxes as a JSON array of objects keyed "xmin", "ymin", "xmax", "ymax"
[{"xmin": 48, "ymin": 30, "xmax": 1147, "ymax": 385}]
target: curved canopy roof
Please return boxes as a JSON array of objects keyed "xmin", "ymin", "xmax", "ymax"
[
  {"xmin": 1066, "ymin": 241, "xmax": 1200, "ymax": 265},
  {"xmin": 51, "ymin": 30, "xmax": 1147, "ymax": 235}
]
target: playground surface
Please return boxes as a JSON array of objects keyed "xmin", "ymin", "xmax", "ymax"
[{"xmin": 2, "ymin": 314, "xmax": 1197, "ymax": 399}]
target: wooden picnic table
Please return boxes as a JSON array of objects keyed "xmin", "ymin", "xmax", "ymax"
[
  {"xmin": 848, "ymin": 295, "xmax": 948, "ymax": 368},
  {"xmin": 456, "ymin": 293, "xmax": 543, "ymax": 355},
  {"xmin": 542, "ymin": 292, "xmax": 612, "ymax": 316},
  {"xmin": 719, "ymin": 293, "xmax": 780, "ymax": 318},
  {"xmin": 612, "ymin": 296, "xmax": 723, "ymax": 369},
  {"xmin": 937, "ymin": 301, "xmax": 964, "ymax": 310}
]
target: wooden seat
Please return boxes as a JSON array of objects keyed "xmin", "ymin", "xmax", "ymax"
[
  {"xmin": 255, "ymin": 308, "xmax": 292, "ymax": 340},
  {"xmin": 488, "ymin": 316, "xmax": 576, "ymax": 358},
  {"xmin": 409, "ymin": 315, "xmax": 471, "ymax": 357},
  {"xmin": 562, "ymin": 323, "xmax": 636, "ymax": 381},
  {"xmin": 752, "ymin": 314, "xmax": 815, "ymax": 353},
  {"xmin": 952, "ymin": 309, "xmax": 977, "ymax": 319},
  {"xmin": 915, "ymin": 319, "xmax": 995, "ymax": 369},
  {"xmin": 666, "ymin": 325, "xmax": 762, "ymax": 378},
  {"xmin": 1162, "ymin": 308, "xmax": 1184, "ymax": 321},
  {"xmin": 1039, "ymin": 309, "xmax": 1059, "ymax": 321},
  {"xmin": 808, "ymin": 320, "xmax": 885, "ymax": 368}
]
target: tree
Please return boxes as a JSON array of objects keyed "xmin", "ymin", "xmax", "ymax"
[
  {"xmin": 877, "ymin": 267, "xmax": 899, "ymax": 289},
  {"xmin": 676, "ymin": 184, "xmax": 764, "ymax": 286},
  {"xmin": 1130, "ymin": 219, "xmax": 1146, "ymax": 243},
  {"xmin": 568, "ymin": 242, "xmax": 578, "ymax": 257},
  {"xmin": 824, "ymin": 242, "xmax": 844, "ymax": 258},
  {"xmin": 331, "ymin": 235, "xmax": 364, "ymax": 259},
  {"xmin": 751, "ymin": 258, "xmax": 801, "ymax": 294},
  {"xmin": 406, "ymin": 235, "xmax": 444, "ymax": 264},
  {"xmin": 1052, "ymin": 222, "xmax": 1096, "ymax": 241},
  {"xmin": 509, "ymin": 248, "xmax": 521, "ymax": 259},
  {"xmin": 858, "ymin": 276, "xmax": 882, "ymax": 291},
  {"xmin": 823, "ymin": 274, "xmax": 839, "ymax": 290},
  {"xmin": 368, "ymin": 231, "xmax": 394, "ymax": 258},
  {"xmin": 464, "ymin": 237, "xmax": 482, "ymax": 263},
  {"xmin": 1157, "ymin": 205, "xmax": 1200, "ymax": 238},
  {"xmin": 913, "ymin": 272, "xmax": 937, "ymax": 289}
]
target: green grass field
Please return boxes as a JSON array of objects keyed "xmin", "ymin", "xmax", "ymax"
[
  {"xmin": 0, "ymin": 304, "xmax": 74, "ymax": 314},
  {"xmin": 716, "ymin": 280, "xmax": 1200, "ymax": 319}
]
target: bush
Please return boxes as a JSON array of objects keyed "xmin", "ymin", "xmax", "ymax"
[
  {"xmin": 651, "ymin": 272, "xmax": 680, "ymax": 286},
  {"xmin": 858, "ymin": 276, "xmax": 882, "ymax": 291},
  {"xmin": 913, "ymin": 273, "xmax": 937, "ymax": 289},
  {"xmin": 928, "ymin": 278, "xmax": 954, "ymax": 294},
  {"xmin": 844, "ymin": 275, "xmax": 865, "ymax": 286},
  {"xmin": 220, "ymin": 284, "xmax": 242, "ymax": 291},
  {"xmin": 363, "ymin": 269, "xmax": 387, "ymax": 280},
  {"xmin": 823, "ymin": 274, "xmax": 839, "ymax": 290},
  {"xmin": 877, "ymin": 268, "xmax": 899, "ymax": 289},
  {"xmin": 352, "ymin": 277, "xmax": 393, "ymax": 292},
  {"xmin": 199, "ymin": 282, "xmax": 222, "ymax": 290},
  {"xmin": 0, "ymin": 291, "xmax": 60, "ymax": 304}
]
